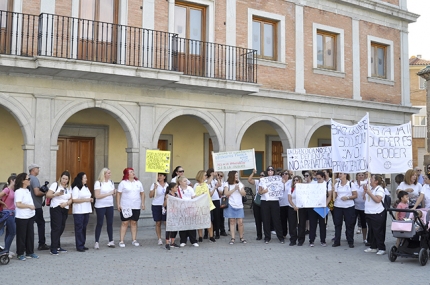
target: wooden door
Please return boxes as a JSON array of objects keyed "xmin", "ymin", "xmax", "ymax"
[
  {"xmin": 271, "ymin": 141, "xmax": 283, "ymax": 171},
  {"xmin": 208, "ymin": 138, "xmax": 213, "ymax": 169},
  {"xmin": 57, "ymin": 137, "xmax": 95, "ymax": 213},
  {"xmin": 158, "ymin": 139, "xmax": 168, "ymax": 151}
]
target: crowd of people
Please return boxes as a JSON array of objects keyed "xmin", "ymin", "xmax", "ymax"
[{"xmin": 1, "ymin": 163, "xmax": 429, "ymax": 260}]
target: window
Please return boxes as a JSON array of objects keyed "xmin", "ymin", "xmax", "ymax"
[
  {"xmin": 371, "ymin": 42, "xmax": 387, "ymax": 78},
  {"xmin": 252, "ymin": 17, "xmax": 276, "ymax": 60},
  {"xmin": 317, "ymin": 31, "xmax": 336, "ymax": 70},
  {"xmin": 419, "ymin": 76, "xmax": 427, "ymax": 90},
  {"xmin": 174, "ymin": 2, "xmax": 205, "ymax": 54},
  {"xmin": 413, "ymin": 115, "xmax": 427, "ymax": 126}
]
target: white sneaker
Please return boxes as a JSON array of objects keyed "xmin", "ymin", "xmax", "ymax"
[
  {"xmin": 363, "ymin": 239, "xmax": 367, "ymax": 244},
  {"xmin": 180, "ymin": 243, "xmax": 186, "ymax": 247},
  {"xmin": 271, "ymin": 231, "xmax": 276, "ymax": 235},
  {"xmin": 107, "ymin": 241, "xmax": 115, "ymax": 248},
  {"xmin": 132, "ymin": 240, "xmax": 140, "ymax": 247},
  {"xmin": 192, "ymin": 243, "xmax": 199, "ymax": 247},
  {"xmin": 8, "ymin": 251, "xmax": 16, "ymax": 258},
  {"xmin": 158, "ymin": 239, "xmax": 163, "ymax": 246},
  {"xmin": 376, "ymin": 250, "xmax": 386, "ymax": 255},
  {"xmin": 119, "ymin": 241, "xmax": 125, "ymax": 248},
  {"xmin": 364, "ymin": 248, "xmax": 378, "ymax": 253},
  {"xmin": 94, "ymin": 242, "xmax": 99, "ymax": 249},
  {"xmin": 356, "ymin": 228, "xmax": 362, "ymax": 234}
]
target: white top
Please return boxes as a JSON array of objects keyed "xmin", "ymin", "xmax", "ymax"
[
  {"xmin": 117, "ymin": 180, "xmax": 144, "ymax": 209},
  {"xmin": 364, "ymin": 185, "xmax": 385, "ymax": 214},
  {"xmin": 226, "ymin": 182, "xmax": 244, "ymax": 209},
  {"xmin": 288, "ymin": 186, "xmax": 297, "ymax": 206},
  {"xmin": 253, "ymin": 180, "xmax": 260, "ymax": 201},
  {"xmin": 422, "ymin": 184, "xmax": 430, "ymax": 208},
  {"xmin": 209, "ymin": 179, "xmax": 220, "ymax": 201},
  {"xmin": 49, "ymin": 182, "xmax": 72, "ymax": 209},
  {"xmin": 179, "ymin": 185, "xmax": 195, "ymax": 200},
  {"xmin": 334, "ymin": 181, "xmax": 357, "ymax": 208},
  {"xmin": 151, "ymin": 183, "xmax": 167, "ymax": 206},
  {"xmin": 259, "ymin": 178, "xmax": 279, "ymax": 201},
  {"xmin": 94, "ymin": 180, "xmax": 115, "ymax": 208},
  {"xmin": 72, "ymin": 186, "xmax": 92, "ymax": 214},
  {"xmin": 397, "ymin": 182, "xmax": 422, "ymax": 206},
  {"xmin": 171, "ymin": 176, "xmax": 191, "ymax": 185},
  {"xmin": 14, "ymin": 188, "xmax": 35, "ymax": 219},
  {"xmin": 353, "ymin": 180, "xmax": 367, "ymax": 211},
  {"xmin": 279, "ymin": 180, "xmax": 291, "ymax": 207}
]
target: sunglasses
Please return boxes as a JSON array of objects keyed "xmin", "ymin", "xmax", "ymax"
[
  {"xmin": 178, "ymin": 170, "xmax": 184, "ymax": 173},
  {"xmin": 260, "ymin": 174, "xmax": 265, "ymax": 177},
  {"xmin": 26, "ymin": 177, "xmax": 31, "ymax": 181},
  {"xmin": 304, "ymin": 174, "xmax": 310, "ymax": 177},
  {"xmin": 218, "ymin": 175, "xmax": 223, "ymax": 178},
  {"xmin": 267, "ymin": 169, "xmax": 274, "ymax": 171},
  {"xmin": 282, "ymin": 173, "xmax": 288, "ymax": 175}
]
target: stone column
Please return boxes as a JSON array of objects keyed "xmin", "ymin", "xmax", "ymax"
[
  {"xmin": 224, "ymin": 110, "xmax": 238, "ymax": 151},
  {"xmin": 418, "ymin": 66, "xmax": 430, "ymax": 165}
]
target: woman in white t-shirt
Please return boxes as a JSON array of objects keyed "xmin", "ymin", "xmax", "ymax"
[
  {"xmin": 149, "ymin": 173, "xmax": 168, "ymax": 246},
  {"xmin": 72, "ymin": 172, "xmax": 93, "ymax": 252},
  {"xmin": 14, "ymin": 173, "xmax": 37, "ymax": 261},
  {"xmin": 415, "ymin": 172, "xmax": 430, "ymax": 208},
  {"xmin": 93, "ymin": 168, "xmax": 116, "ymax": 249},
  {"xmin": 223, "ymin": 170, "xmax": 246, "ymax": 245},
  {"xmin": 177, "ymin": 176, "xmax": 199, "ymax": 247},
  {"xmin": 46, "ymin": 171, "xmax": 72, "ymax": 255},
  {"xmin": 363, "ymin": 174, "xmax": 386, "ymax": 255},
  {"xmin": 208, "ymin": 169, "xmax": 223, "ymax": 239},
  {"xmin": 396, "ymin": 169, "xmax": 423, "ymax": 208},
  {"xmin": 332, "ymin": 173, "xmax": 357, "ymax": 248},
  {"xmin": 279, "ymin": 171, "xmax": 292, "ymax": 240},
  {"xmin": 116, "ymin": 168, "xmax": 145, "ymax": 248},
  {"xmin": 171, "ymin": 166, "xmax": 191, "ymax": 186}
]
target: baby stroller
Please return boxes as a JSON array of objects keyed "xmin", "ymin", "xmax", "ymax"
[
  {"xmin": 387, "ymin": 208, "xmax": 430, "ymax": 266},
  {"xmin": 0, "ymin": 211, "xmax": 11, "ymax": 265}
]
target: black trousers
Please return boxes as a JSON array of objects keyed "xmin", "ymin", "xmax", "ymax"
[
  {"xmin": 287, "ymin": 206, "xmax": 298, "ymax": 243},
  {"xmin": 212, "ymin": 200, "xmax": 221, "ymax": 235},
  {"xmin": 309, "ymin": 208, "xmax": 327, "ymax": 243},
  {"xmin": 366, "ymin": 211, "xmax": 386, "ymax": 250},
  {"xmin": 279, "ymin": 205, "xmax": 289, "ymax": 237},
  {"xmin": 297, "ymin": 208, "xmax": 309, "ymax": 244},
  {"xmin": 253, "ymin": 202, "xmax": 263, "ymax": 239},
  {"xmin": 261, "ymin": 200, "xmax": 283, "ymax": 241},
  {"xmin": 34, "ymin": 208, "xmax": 46, "ymax": 246},
  {"xmin": 333, "ymin": 206, "xmax": 356, "ymax": 245},
  {"xmin": 219, "ymin": 207, "xmax": 226, "ymax": 233},
  {"xmin": 15, "ymin": 216, "xmax": 35, "ymax": 256},
  {"xmin": 50, "ymin": 206, "xmax": 68, "ymax": 251},
  {"xmin": 179, "ymin": 230, "xmax": 197, "ymax": 244}
]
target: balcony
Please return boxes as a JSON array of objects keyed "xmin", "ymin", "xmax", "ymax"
[{"xmin": 0, "ymin": 11, "xmax": 258, "ymax": 94}]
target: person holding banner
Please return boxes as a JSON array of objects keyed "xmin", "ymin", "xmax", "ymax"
[
  {"xmin": 279, "ymin": 171, "xmax": 292, "ymax": 239},
  {"xmin": 287, "ymin": 176, "xmax": 303, "ymax": 246},
  {"xmin": 223, "ymin": 171, "xmax": 247, "ymax": 245},
  {"xmin": 171, "ymin": 166, "xmax": 192, "ymax": 186},
  {"xmin": 332, "ymin": 173, "xmax": 357, "ymax": 248},
  {"xmin": 116, "ymin": 168, "xmax": 145, "ymax": 248},
  {"xmin": 208, "ymin": 169, "xmax": 223, "ymax": 239},
  {"xmin": 248, "ymin": 169, "xmax": 263, "ymax": 241},
  {"xmin": 396, "ymin": 169, "xmax": 422, "ymax": 209},
  {"xmin": 163, "ymin": 183, "xmax": 180, "ymax": 250},
  {"xmin": 149, "ymin": 173, "xmax": 168, "ymax": 246},
  {"xmin": 194, "ymin": 170, "xmax": 216, "ymax": 243},
  {"xmin": 259, "ymin": 166, "xmax": 285, "ymax": 244},
  {"xmin": 177, "ymin": 176, "xmax": 199, "ymax": 247}
]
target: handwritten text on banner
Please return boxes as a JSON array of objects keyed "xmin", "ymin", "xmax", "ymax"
[
  {"xmin": 212, "ymin": 149, "xmax": 256, "ymax": 171},
  {"xmin": 166, "ymin": 195, "xmax": 211, "ymax": 232},
  {"xmin": 145, "ymin": 150, "xmax": 171, "ymax": 173},
  {"xmin": 287, "ymin": 146, "xmax": 332, "ymax": 171}
]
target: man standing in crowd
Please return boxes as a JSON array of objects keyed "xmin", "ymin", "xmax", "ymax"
[
  {"xmin": 415, "ymin": 167, "xmax": 424, "ymax": 185},
  {"xmin": 28, "ymin": 163, "xmax": 49, "ymax": 250}
]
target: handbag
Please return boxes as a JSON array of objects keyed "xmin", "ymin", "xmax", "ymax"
[
  {"xmin": 121, "ymin": 208, "xmax": 133, "ymax": 218},
  {"xmin": 254, "ymin": 193, "xmax": 261, "ymax": 206},
  {"xmin": 242, "ymin": 195, "xmax": 248, "ymax": 203},
  {"xmin": 220, "ymin": 196, "xmax": 229, "ymax": 209}
]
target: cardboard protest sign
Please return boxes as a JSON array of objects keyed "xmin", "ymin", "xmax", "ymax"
[
  {"xmin": 145, "ymin": 150, "xmax": 170, "ymax": 173},
  {"xmin": 287, "ymin": 146, "xmax": 332, "ymax": 171},
  {"xmin": 368, "ymin": 122, "xmax": 412, "ymax": 173},
  {"xmin": 295, "ymin": 183, "xmax": 327, "ymax": 208},
  {"xmin": 212, "ymin": 149, "xmax": 256, "ymax": 171},
  {"xmin": 166, "ymin": 194, "xmax": 211, "ymax": 232},
  {"xmin": 331, "ymin": 114, "xmax": 369, "ymax": 173},
  {"xmin": 259, "ymin": 175, "xmax": 284, "ymax": 198}
]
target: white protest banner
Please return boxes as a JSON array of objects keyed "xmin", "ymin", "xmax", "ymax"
[
  {"xmin": 287, "ymin": 146, "xmax": 332, "ymax": 171},
  {"xmin": 331, "ymin": 114, "xmax": 369, "ymax": 173},
  {"xmin": 295, "ymin": 183, "xmax": 327, "ymax": 208},
  {"xmin": 259, "ymin": 175, "xmax": 284, "ymax": 198},
  {"xmin": 368, "ymin": 122, "xmax": 412, "ymax": 173},
  {"xmin": 166, "ymin": 194, "xmax": 211, "ymax": 232},
  {"xmin": 212, "ymin": 149, "xmax": 256, "ymax": 172}
]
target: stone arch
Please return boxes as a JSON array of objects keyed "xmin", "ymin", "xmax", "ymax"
[
  {"xmin": 304, "ymin": 119, "xmax": 332, "ymax": 147},
  {"xmin": 0, "ymin": 93, "xmax": 34, "ymax": 145},
  {"xmin": 50, "ymin": 99, "xmax": 138, "ymax": 149},
  {"xmin": 153, "ymin": 108, "xmax": 224, "ymax": 152},
  {"xmin": 236, "ymin": 115, "xmax": 293, "ymax": 151}
]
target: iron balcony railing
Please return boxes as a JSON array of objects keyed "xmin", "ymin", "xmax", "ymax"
[{"xmin": 0, "ymin": 11, "xmax": 257, "ymax": 83}]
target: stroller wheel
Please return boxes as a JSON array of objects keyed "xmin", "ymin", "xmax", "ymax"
[
  {"xmin": 418, "ymin": 248, "xmax": 428, "ymax": 266},
  {"xmin": 0, "ymin": 255, "xmax": 10, "ymax": 265},
  {"xmin": 388, "ymin": 246, "xmax": 397, "ymax": 262}
]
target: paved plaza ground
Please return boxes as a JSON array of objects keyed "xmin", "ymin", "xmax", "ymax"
[{"xmin": 3, "ymin": 208, "xmax": 429, "ymax": 284}]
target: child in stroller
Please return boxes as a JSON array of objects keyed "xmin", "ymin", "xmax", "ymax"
[
  {"xmin": 0, "ymin": 210, "xmax": 11, "ymax": 265},
  {"xmin": 388, "ymin": 207, "xmax": 430, "ymax": 266}
]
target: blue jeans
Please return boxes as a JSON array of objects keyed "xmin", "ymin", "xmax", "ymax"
[
  {"xmin": 4, "ymin": 210, "xmax": 16, "ymax": 252},
  {"xmin": 95, "ymin": 206, "xmax": 114, "ymax": 242},
  {"xmin": 73, "ymin": 213, "xmax": 89, "ymax": 250}
]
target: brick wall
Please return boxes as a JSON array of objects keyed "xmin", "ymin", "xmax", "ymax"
[
  {"xmin": 22, "ymin": 0, "xmax": 40, "ymax": 15},
  {"xmin": 55, "ymin": 0, "xmax": 72, "ymax": 17},
  {"xmin": 410, "ymin": 66, "xmax": 426, "ymax": 106}
]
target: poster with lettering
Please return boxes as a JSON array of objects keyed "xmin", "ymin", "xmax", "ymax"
[
  {"xmin": 212, "ymin": 149, "xmax": 256, "ymax": 171},
  {"xmin": 295, "ymin": 183, "xmax": 327, "ymax": 208},
  {"xmin": 259, "ymin": 175, "xmax": 284, "ymax": 198},
  {"xmin": 166, "ymin": 194, "xmax": 211, "ymax": 232},
  {"xmin": 331, "ymin": 114, "xmax": 369, "ymax": 173},
  {"xmin": 287, "ymin": 146, "xmax": 332, "ymax": 171},
  {"xmin": 145, "ymin": 150, "xmax": 170, "ymax": 173},
  {"xmin": 368, "ymin": 122, "xmax": 412, "ymax": 173}
]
